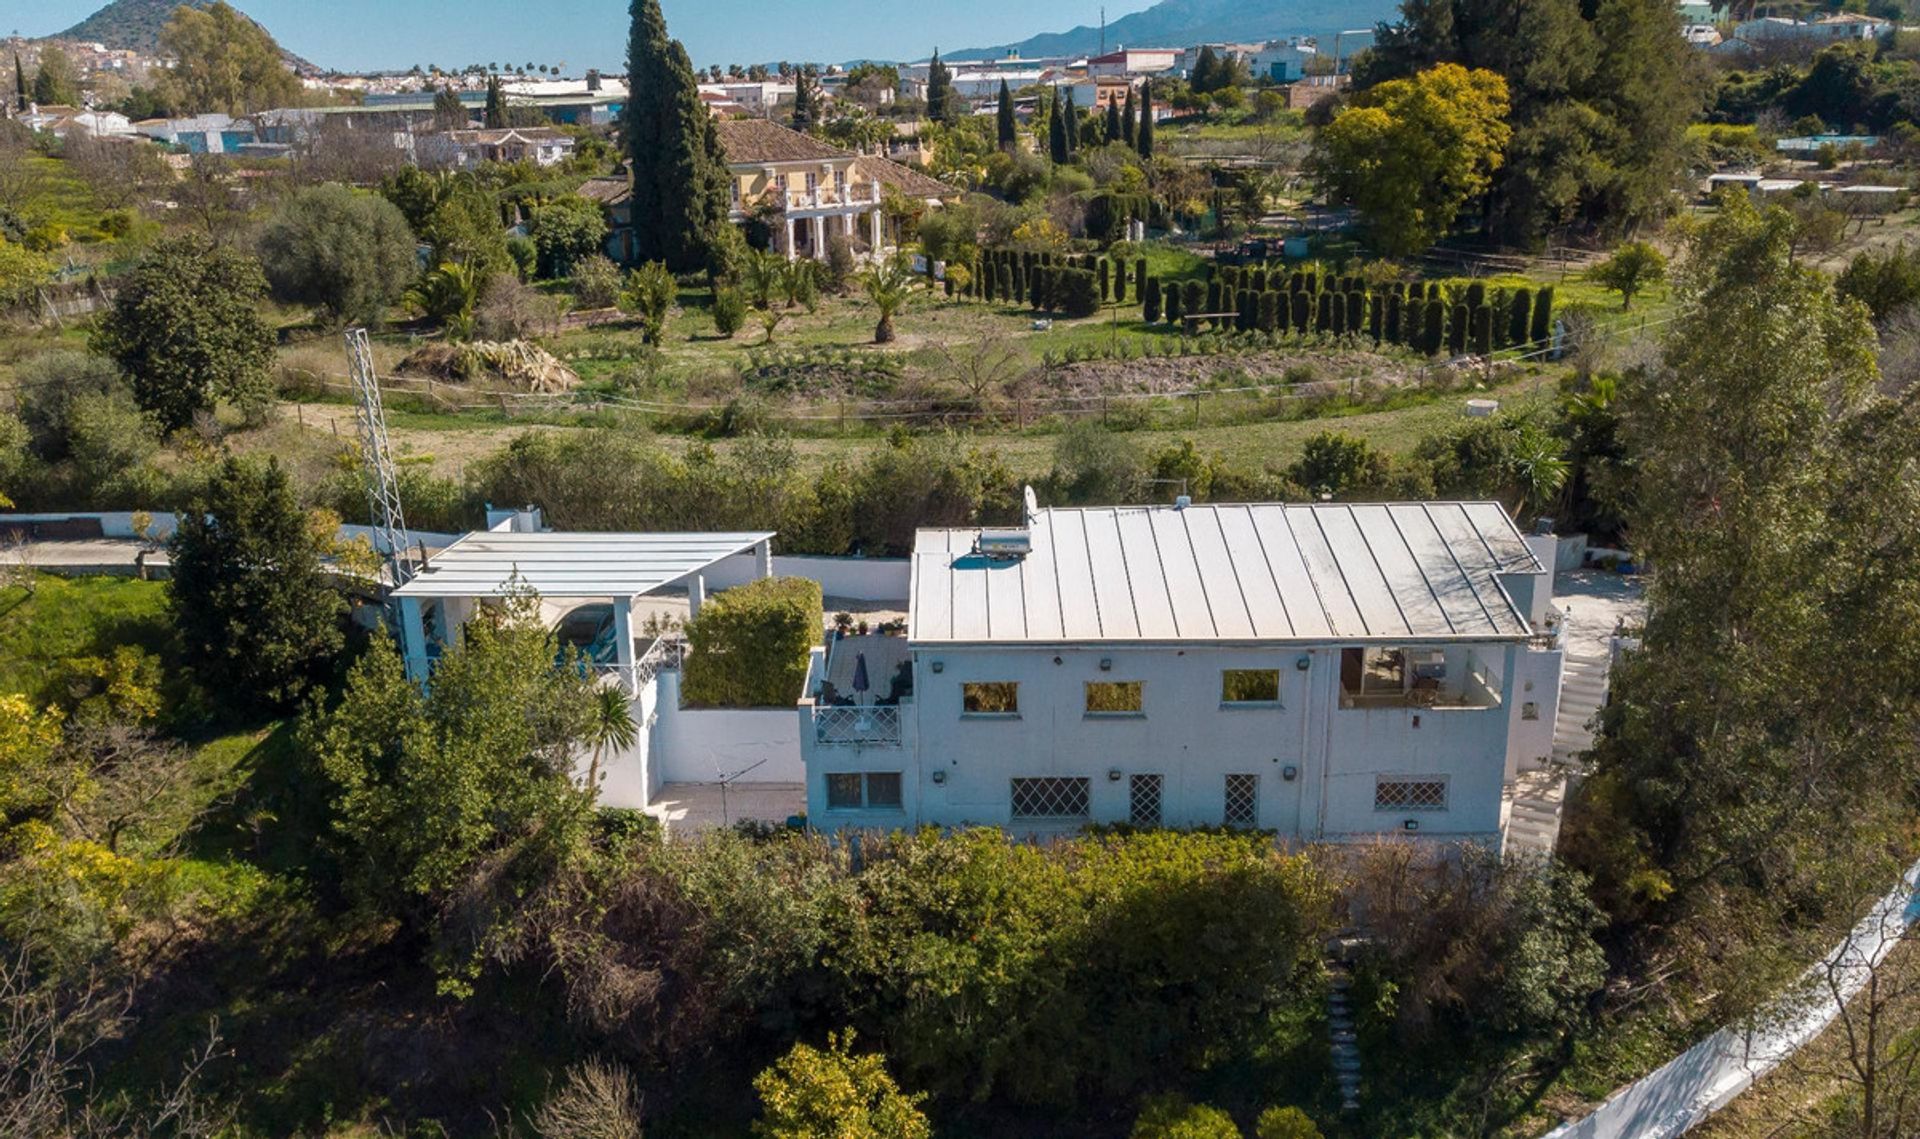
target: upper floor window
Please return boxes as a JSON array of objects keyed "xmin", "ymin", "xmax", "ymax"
[
  {"xmin": 963, "ymin": 681, "xmax": 1019, "ymax": 715},
  {"xmin": 1085, "ymin": 681, "xmax": 1144, "ymax": 715},
  {"xmin": 1221, "ymin": 669, "xmax": 1281, "ymax": 705}
]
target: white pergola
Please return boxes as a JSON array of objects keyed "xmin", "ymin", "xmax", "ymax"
[{"xmin": 389, "ymin": 530, "xmax": 775, "ymax": 681}]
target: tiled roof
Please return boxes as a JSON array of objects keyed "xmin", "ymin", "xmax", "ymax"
[
  {"xmin": 851, "ymin": 156, "xmax": 954, "ymax": 200},
  {"xmin": 714, "ymin": 118, "xmax": 855, "ymax": 165},
  {"xmin": 577, "ymin": 176, "xmax": 632, "ymax": 205}
]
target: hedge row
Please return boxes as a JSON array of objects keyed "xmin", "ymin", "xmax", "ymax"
[
  {"xmin": 972, "ymin": 247, "xmax": 1149, "ymax": 312},
  {"xmin": 1144, "ymin": 278, "xmax": 1555, "ymax": 356},
  {"xmin": 681, "ymin": 576, "xmax": 824, "ymax": 709}
]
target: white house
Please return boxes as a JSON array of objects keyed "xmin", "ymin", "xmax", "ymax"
[
  {"xmin": 1247, "ymin": 39, "xmax": 1321, "ymax": 83},
  {"xmin": 799, "ymin": 497, "xmax": 1564, "ymax": 851},
  {"xmin": 443, "ymin": 126, "xmax": 575, "ymax": 167}
]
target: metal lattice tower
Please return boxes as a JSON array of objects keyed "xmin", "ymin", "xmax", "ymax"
[{"xmin": 344, "ymin": 328, "xmax": 415, "ymax": 591}]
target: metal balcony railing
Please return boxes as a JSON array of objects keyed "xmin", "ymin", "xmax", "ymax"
[{"xmin": 812, "ymin": 704, "xmax": 903, "ymax": 747}]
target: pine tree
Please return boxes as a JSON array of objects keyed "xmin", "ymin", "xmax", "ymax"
[
  {"xmin": 1122, "ymin": 85, "xmax": 1137, "ymax": 147},
  {"xmin": 1104, "ymin": 96, "xmax": 1121, "ymax": 142},
  {"xmin": 1047, "ymin": 89, "xmax": 1068, "ymax": 164},
  {"xmin": 1061, "ymin": 87, "xmax": 1078, "ymax": 157},
  {"xmin": 626, "ymin": 0, "xmax": 733, "ymax": 272},
  {"xmin": 791, "ymin": 67, "xmax": 816, "ymax": 131},
  {"xmin": 483, "ymin": 74, "xmax": 505, "ymax": 128},
  {"xmin": 433, "ymin": 85, "xmax": 467, "ymax": 130},
  {"xmin": 926, "ymin": 49, "xmax": 956, "ymax": 124},
  {"xmin": 996, "ymin": 78, "xmax": 1016, "ymax": 150},
  {"xmin": 1191, "ymin": 46, "xmax": 1218, "ymax": 94},
  {"xmin": 1136, "ymin": 80, "xmax": 1154, "ymax": 158}
]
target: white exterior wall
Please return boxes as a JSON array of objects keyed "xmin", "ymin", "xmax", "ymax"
[
  {"xmin": 590, "ymin": 673, "xmax": 660, "ymax": 809},
  {"xmin": 698, "ymin": 553, "xmax": 910, "ymax": 601},
  {"xmin": 1506, "ymin": 645, "xmax": 1563, "ymax": 777},
  {"xmin": 806, "ymin": 641, "xmax": 1552, "ymax": 846},
  {"xmin": 654, "ymin": 669, "xmax": 807, "ymax": 784}
]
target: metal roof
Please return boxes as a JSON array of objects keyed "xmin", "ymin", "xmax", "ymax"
[
  {"xmin": 909, "ymin": 503, "xmax": 1540, "ymax": 646},
  {"xmin": 392, "ymin": 531, "xmax": 774, "ymax": 599}
]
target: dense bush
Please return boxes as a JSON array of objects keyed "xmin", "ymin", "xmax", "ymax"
[
  {"xmin": 256, "ymin": 184, "xmax": 418, "ymax": 327},
  {"xmin": 681, "ymin": 576, "xmax": 823, "ymax": 708}
]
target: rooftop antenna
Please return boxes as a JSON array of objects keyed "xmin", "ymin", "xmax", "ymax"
[{"xmin": 344, "ymin": 328, "xmax": 417, "ymax": 595}]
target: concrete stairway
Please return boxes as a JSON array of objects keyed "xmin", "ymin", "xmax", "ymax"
[
  {"xmin": 1554, "ymin": 653, "xmax": 1612, "ymax": 766},
  {"xmin": 1327, "ymin": 962, "xmax": 1361, "ymax": 1113},
  {"xmin": 1503, "ymin": 769, "xmax": 1569, "ymax": 854}
]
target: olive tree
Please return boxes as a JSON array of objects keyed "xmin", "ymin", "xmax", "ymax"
[{"xmin": 257, "ymin": 184, "xmax": 419, "ymax": 327}]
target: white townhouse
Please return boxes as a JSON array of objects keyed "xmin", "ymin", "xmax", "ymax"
[{"xmin": 800, "ymin": 496, "xmax": 1565, "ymax": 850}]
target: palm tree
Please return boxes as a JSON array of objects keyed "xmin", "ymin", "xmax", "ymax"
[
  {"xmin": 859, "ymin": 254, "xmax": 918, "ymax": 344},
  {"xmin": 1508, "ymin": 426, "xmax": 1570, "ymax": 520},
  {"xmin": 584, "ymin": 684, "xmax": 638, "ymax": 792},
  {"xmin": 405, "ymin": 261, "xmax": 484, "ymax": 340}
]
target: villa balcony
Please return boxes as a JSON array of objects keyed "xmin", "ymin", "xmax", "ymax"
[
  {"xmin": 811, "ymin": 703, "xmax": 904, "ymax": 747},
  {"xmin": 778, "ymin": 184, "xmax": 882, "ymax": 214}
]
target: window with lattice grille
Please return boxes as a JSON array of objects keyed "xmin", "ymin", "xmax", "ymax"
[
  {"xmin": 1375, "ymin": 777, "xmax": 1448, "ymax": 812},
  {"xmin": 1224, "ymin": 773, "xmax": 1258, "ymax": 828},
  {"xmin": 1010, "ymin": 777, "xmax": 1090, "ymax": 820},
  {"xmin": 1129, "ymin": 774, "xmax": 1163, "ymax": 827}
]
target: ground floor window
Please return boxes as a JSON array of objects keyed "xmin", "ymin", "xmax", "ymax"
[
  {"xmin": 826, "ymin": 771, "xmax": 904, "ymax": 810},
  {"xmin": 1011, "ymin": 777, "xmax": 1091, "ymax": 821},
  {"xmin": 1129, "ymin": 773, "xmax": 1163, "ymax": 827},
  {"xmin": 1224, "ymin": 773, "xmax": 1259, "ymax": 828},
  {"xmin": 1375, "ymin": 777, "xmax": 1448, "ymax": 812}
]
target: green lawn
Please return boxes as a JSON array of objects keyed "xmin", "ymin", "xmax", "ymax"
[{"xmin": 0, "ymin": 574, "xmax": 177, "ymax": 705}]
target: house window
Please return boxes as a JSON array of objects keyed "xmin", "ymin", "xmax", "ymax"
[
  {"xmin": 1085, "ymin": 681, "xmax": 1144, "ymax": 715},
  {"xmin": 1129, "ymin": 774, "xmax": 1163, "ymax": 827},
  {"xmin": 1375, "ymin": 777, "xmax": 1448, "ymax": 812},
  {"xmin": 1011, "ymin": 777, "xmax": 1091, "ymax": 821},
  {"xmin": 962, "ymin": 682, "xmax": 1019, "ymax": 715},
  {"xmin": 805, "ymin": 170, "xmax": 818, "ymax": 192},
  {"xmin": 827, "ymin": 772, "xmax": 904, "ymax": 810},
  {"xmin": 1224, "ymin": 774, "xmax": 1259, "ymax": 828},
  {"xmin": 1222, "ymin": 669, "xmax": 1281, "ymax": 705}
]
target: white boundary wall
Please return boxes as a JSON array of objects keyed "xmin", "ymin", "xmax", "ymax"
[
  {"xmin": 651, "ymin": 670, "xmax": 806, "ymax": 785},
  {"xmin": 0, "ymin": 511, "xmax": 458, "ymax": 555},
  {"xmin": 701, "ymin": 553, "xmax": 910, "ymax": 602}
]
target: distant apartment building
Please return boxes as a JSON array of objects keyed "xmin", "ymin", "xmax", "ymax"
[{"xmin": 1086, "ymin": 48, "xmax": 1180, "ymax": 78}]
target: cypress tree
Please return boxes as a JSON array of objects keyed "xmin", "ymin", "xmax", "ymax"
[
  {"xmin": 1507, "ymin": 287, "xmax": 1533, "ymax": 349},
  {"xmin": 1346, "ymin": 291, "xmax": 1364, "ymax": 335},
  {"xmin": 927, "ymin": 50, "xmax": 956, "ymax": 125},
  {"xmin": 1206, "ymin": 280, "xmax": 1223, "ymax": 314},
  {"xmin": 1047, "ymin": 89, "xmax": 1068, "ymax": 164},
  {"xmin": 1259, "ymin": 290, "xmax": 1280, "ymax": 333},
  {"xmin": 1530, "ymin": 285, "xmax": 1555, "ymax": 344},
  {"xmin": 1423, "ymin": 300, "xmax": 1446, "ymax": 355},
  {"xmin": 1465, "ymin": 280, "xmax": 1486, "ymax": 309},
  {"xmin": 12, "ymin": 53, "xmax": 26, "ymax": 113},
  {"xmin": 791, "ymin": 67, "xmax": 817, "ymax": 131},
  {"xmin": 1122, "ymin": 85, "xmax": 1137, "ymax": 147},
  {"xmin": 626, "ymin": 0, "xmax": 733, "ymax": 272},
  {"xmin": 997, "ymin": 263, "xmax": 1013, "ymax": 304},
  {"xmin": 1144, "ymin": 277, "xmax": 1162, "ymax": 323},
  {"xmin": 997, "ymin": 79, "xmax": 1017, "ymax": 150},
  {"xmin": 1098, "ymin": 258, "xmax": 1111, "ymax": 301},
  {"xmin": 1385, "ymin": 293, "xmax": 1403, "ymax": 345},
  {"xmin": 1472, "ymin": 305, "xmax": 1494, "ymax": 356},
  {"xmin": 1181, "ymin": 280, "xmax": 1204, "ymax": 320},
  {"xmin": 1136, "ymin": 80, "xmax": 1154, "ymax": 158},
  {"xmin": 1290, "ymin": 291, "xmax": 1309, "ymax": 333},
  {"xmin": 1113, "ymin": 260, "xmax": 1127, "ymax": 305},
  {"xmin": 1134, "ymin": 258, "xmax": 1147, "ymax": 299},
  {"xmin": 1368, "ymin": 295, "xmax": 1384, "ymax": 342},
  {"xmin": 483, "ymin": 74, "xmax": 506, "ymax": 128},
  {"xmin": 1191, "ymin": 46, "xmax": 1218, "ymax": 94},
  {"xmin": 1164, "ymin": 283, "xmax": 1183, "ymax": 325},
  {"xmin": 1105, "ymin": 97, "xmax": 1122, "ymax": 142},
  {"xmin": 1061, "ymin": 87, "xmax": 1079, "ymax": 157},
  {"xmin": 1316, "ymin": 292, "xmax": 1334, "ymax": 333},
  {"xmin": 1449, "ymin": 305, "xmax": 1469, "ymax": 355}
]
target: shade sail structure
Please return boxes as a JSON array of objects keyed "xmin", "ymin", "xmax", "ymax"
[
  {"xmin": 391, "ymin": 531, "xmax": 775, "ymax": 599},
  {"xmin": 910, "ymin": 503, "xmax": 1540, "ymax": 645}
]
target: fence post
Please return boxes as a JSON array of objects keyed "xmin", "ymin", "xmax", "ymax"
[{"xmin": 1191, "ymin": 391, "xmax": 1201, "ymax": 427}]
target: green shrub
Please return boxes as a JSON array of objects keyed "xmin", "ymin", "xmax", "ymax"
[
  {"xmin": 1130, "ymin": 1095, "xmax": 1241, "ymax": 1139},
  {"xmin": 1254, "ymin": 1106, "xmax": 1324, "ymax": 1139},
  {"xmin": 1530, "ymin": 285, "xmax": 1555, "ymax": 344},
  {"xmin": 1056, "ymin": 269, "xmax": 1100, "ymax": 318},
  {"xmin": 713, "ymin": 287, "xmax": 748, "ymax": 337},
  {"xmin": 1144, "ymin": 277, "xmax": 1163, "ymax": 323},
  {"xmin": 682, "ymin": 576, "xmax": 823, "ymax": 708},
  {"xmin": 753, "ymin": 1031, "xmax": 930, "ymax": 1139}
]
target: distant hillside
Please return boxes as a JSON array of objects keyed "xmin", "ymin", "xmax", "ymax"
[
  {"xmin": 57, "ymin": 0, "xmax": 318, "ymax": 72},
  {"xmin": 957, "ymin": 0, "xmax": 1403, "ymax": 60}
]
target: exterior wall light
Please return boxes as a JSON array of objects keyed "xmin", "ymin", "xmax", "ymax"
[
  {"xmin": 1282, "ymin": 765, "xmax": 1298, "ymax": 781},
  {"xmin": 930, "ymin": 660, "xmax": 944, "ymax": 673},
  {"xmin": 1100, "ymin": 657, "xmax": 1113, "ymax": 671},
  {"xmin": 1403, "ymin": 819, "xmax": 1420, "ymax": 832},
  {"xmin": 1108, "ymin": 768, "xmax": 1123, "ymax": 781},
  {"xmin": 931, "ymin": 770, "xmax": 947, "ymax": 785},
  {"xmin": 1296, "ymin": 655, "xmax": 1311, "ymax": 670}
]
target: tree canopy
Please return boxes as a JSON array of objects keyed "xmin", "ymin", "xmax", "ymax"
[
  {"xmin": 624, "ymin": 0, "xmax": 732, "ymax": 272},
  {"xmin": 1313, "ymin": 63, "xmax": 1511, "ymax": 257},
  {"xmin": 159, "ymin": 0, "xmax": 300, "ymax": 115},
  {"xmin": 257, "ymin": 184, "xmax": 419, "ymax": 327},
  {"xmin": 91, "ymin": 236, "xmax": 275, "ymax": 432}
]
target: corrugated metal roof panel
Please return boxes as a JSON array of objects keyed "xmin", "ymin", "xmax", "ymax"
[
  {"xmin": 909, "ymin": 503, "xmax": 1539, "ymax": 645},
  {"xmin": 392, "ymin": 530, "xmax": 773, "ymax": 599}
]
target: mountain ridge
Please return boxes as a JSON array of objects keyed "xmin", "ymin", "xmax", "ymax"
[
  {"xmin": 955, "ymin": 0, "xmax": 1401, "ymax": 61},
  {"xmin": 56, "ymin": 0, "xmax": 318, "ymax": 73}
]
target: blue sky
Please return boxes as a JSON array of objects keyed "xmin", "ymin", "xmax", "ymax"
[{"xmin": 4, "ymin": 0, "xmax": 1157, "ymax": 71}]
